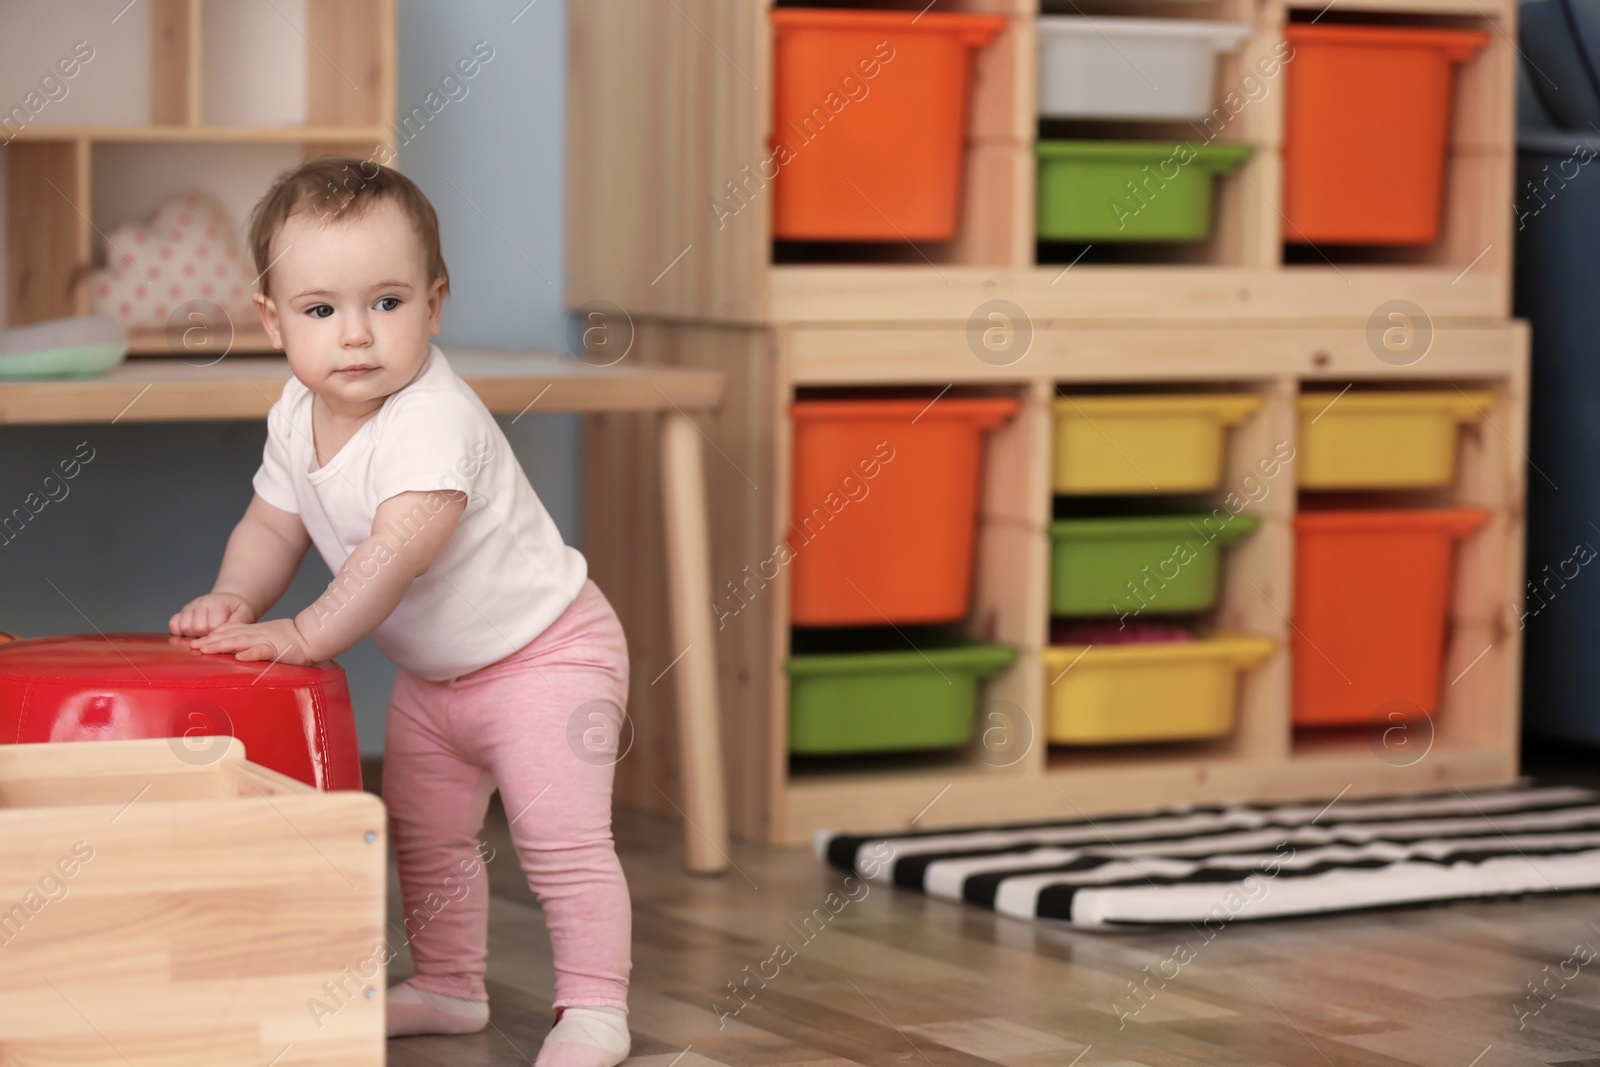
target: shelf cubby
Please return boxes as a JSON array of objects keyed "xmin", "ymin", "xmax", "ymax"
[
  {"xmin": 1040, "ymin": 380, "xmax": 1288, "ymax": 761},
  {"xmin": 1274, "ymin": 8, "xmax": 1512, "ymax": 278},
  {"xmin": 777, "ymin": 381, "xmax": 1043, "ymax": 777},
  {"xmin": 1, "ymin": 0, "xmax": 396, "ymax": 352},
  {"xmin": 1288, "ymin": 375, "xmax": 1522, "ymax": 760}
]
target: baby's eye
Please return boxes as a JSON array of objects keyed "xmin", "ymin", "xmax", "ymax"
[
  {"xmin": 307, "ymin": 305, "xmax": 333, "ymax": 319},
  {"xmin": 376, "ymin": 296, "xmax": 401, "ymax": 312}
]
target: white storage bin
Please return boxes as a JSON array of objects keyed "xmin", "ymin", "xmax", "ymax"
[{"xmin": 1038, "ymin": 17, "xmax": 1252, "ymax": 120}]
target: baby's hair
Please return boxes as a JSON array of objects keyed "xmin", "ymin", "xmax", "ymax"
[{"xmin": 247, "ymin": 155, "xmax": 450, "ymax": 301}]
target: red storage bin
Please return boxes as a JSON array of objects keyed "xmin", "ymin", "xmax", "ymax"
[
  {"xmin": 769, "ymin": 9, "xmax": 1006, "ymax": 240},
  {"xmin": 1292, "ymin": 509, "xmax": 1488, "ymax": 726},
  {"xmin": 0, "ymin": 633, "xmax": 362, "ymax": 790},
  {"xmin": 788, "ymin": 397, "xmax": 1018, "ymax": 625},
  {"xmin": 1281, "ymin": 24, "xmax": 1488, "ymax": 244}
]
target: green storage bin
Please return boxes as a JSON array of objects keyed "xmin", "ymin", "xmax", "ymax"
[
  {"xmin": 1049, "ymin": 513, "xmax": 1259, "ymax": 617},
  {"xmin": 1035, "ymin": 140, "xmax": 1252, "ymax": 241},
  {"xmin": 785, "ymin": 642, "xmax": 1017, "ymax": 755}
]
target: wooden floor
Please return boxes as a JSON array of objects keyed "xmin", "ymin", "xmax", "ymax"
[{"xmin": 373, "ymin": 755, "xmax": 1600, "ymax": 1067}]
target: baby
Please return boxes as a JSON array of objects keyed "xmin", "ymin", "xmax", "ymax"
[{"xmin": 168, "ymin": 157, "xmax": 633, "ymax": 1067}]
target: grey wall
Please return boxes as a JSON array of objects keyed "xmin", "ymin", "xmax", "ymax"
[{"xmin": 0, "ymin": 0, "xmax": 576, "ymax": 757}]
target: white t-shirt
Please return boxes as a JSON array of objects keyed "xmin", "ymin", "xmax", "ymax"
[{"xmin": 251, "ymin": 343, "xmax": 588, "ymax": 681}]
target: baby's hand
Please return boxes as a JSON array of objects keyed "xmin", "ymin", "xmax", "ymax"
[
  {"xmin": 169, "ymin": 593, "xmax": 255, "ymax": 637},
  {"xmin": 190, "ymin": 618, "xmax": 318, "ymax": 666}
]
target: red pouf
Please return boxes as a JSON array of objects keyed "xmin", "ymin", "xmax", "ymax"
[{"xmin": 0, "ymin": 632, "xmax": 362, "ymax": 791}]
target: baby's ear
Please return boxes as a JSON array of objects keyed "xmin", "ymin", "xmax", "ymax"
[
  {"xmin": 252, "ymin": 291, "xmax": 283, "ymax": 349},
  {"xmin": 426, "ymin": 276, "xmax": 447, "ymax": 334}
]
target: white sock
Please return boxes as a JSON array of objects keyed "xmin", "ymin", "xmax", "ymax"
[
  {"xmin": 393, "ymin": 981, "xmax": 485, "ymax": 1017},
  {"xmin": 386, "ymin": 979, "xmax": 488, "ymax": 1037},
  {"xmin": 535, "ymin": 1005, "xmax": 630, "ymax": 1067}
]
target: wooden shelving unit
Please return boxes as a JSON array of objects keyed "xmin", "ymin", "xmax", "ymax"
[
  {"xmin": 571, "ymin": 0, "xmax": 1525, "ymax": 846},
  {"xmin": 568, "ymin": 0, "xmax": 1516, "ymax": 325},
  {"xmin": 2, "ymin": 0, "xmax": 397, "ymax": 353}
]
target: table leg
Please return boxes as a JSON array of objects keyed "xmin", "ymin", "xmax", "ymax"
[{"xmin": 659, "ymin": 410, "xmax": 729, "ymax": 874}]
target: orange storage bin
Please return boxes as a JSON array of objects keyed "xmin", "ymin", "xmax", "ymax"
[
  {"xmin": 1292, "ymin": 508, "xmax": 1489, "ymax": 727},
  {"xmin": 769, "ymin": 9, "xmax": 1006, "ymax": 241},
  {"xmin": 1281, "ymin": 25, "xmax": 1487, "ymax": 245},
  {"xmin": 788, "ymin": 397, "xmax": 1018, "ymax": 625}
]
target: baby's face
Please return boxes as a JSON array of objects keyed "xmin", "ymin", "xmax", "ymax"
[{"xmin": 254, "ymin": 197, "xmax": 445, "ymax": 410}]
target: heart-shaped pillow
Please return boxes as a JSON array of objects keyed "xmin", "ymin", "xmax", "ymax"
[{"xmin": 89, "ymin": 191, "xmax": 258, "ymax": 332}]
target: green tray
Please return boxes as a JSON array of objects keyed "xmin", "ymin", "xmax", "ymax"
[
  {"xmin": 1049, "ymin": 513, "xmax": 1259, "ymax": 617},
  {"xmin": 1035, "ymin": 140, "xmax": 1252, "ymax": 242},
  {"xmin": 0, "ymin": 314, "xmax": 129, "ymax": 380},
  {"xmin": 785, "ymin": 642, "xmax": 1017, "ymax": 755},
  {"xmin": 0, "ymin": 343, "xmax": 128, "ymax": 380}
]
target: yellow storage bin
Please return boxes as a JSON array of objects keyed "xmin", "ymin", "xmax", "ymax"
[
  {"xmin": 1051, "ymin": 394, "xmax": 1262, "ymax": 494},
  {"xmin": 1041, "ymin": 634, "xmax": 1275, "ymax": 744},
  {"xmin": 1297, "ymin": 390, "xmax": 1494, "ymax": 489}
]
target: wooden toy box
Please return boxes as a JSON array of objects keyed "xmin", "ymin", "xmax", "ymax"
[{"xmin": 0, "ymin": 738, "xmax": 386, "ymax": 1066}]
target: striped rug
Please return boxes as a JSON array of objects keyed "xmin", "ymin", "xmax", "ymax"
[{"xmin": 817, "ymin": 783, "xmax": 1600, "ymax": 927}]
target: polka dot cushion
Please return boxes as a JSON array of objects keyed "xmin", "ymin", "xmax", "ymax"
[{"xmin": 89, "ymin": 192, "xmax": 258, "ymax": 332}]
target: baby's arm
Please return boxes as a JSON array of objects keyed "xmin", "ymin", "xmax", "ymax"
[
  {"xmin": 189, "ymin": 489, "xmax": 467, "ymax": 664},
  {"xmin": 170, "ymin": 494, "xmax": 310, "ymax": 637},
  {"xmin": 291, "ymin": 489, "xmax": 468, "ymax": 660}
]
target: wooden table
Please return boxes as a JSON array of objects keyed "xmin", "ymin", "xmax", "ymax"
[{"xmin": 0, "ymin": 346, "xmax": 732, "ymax": 875}]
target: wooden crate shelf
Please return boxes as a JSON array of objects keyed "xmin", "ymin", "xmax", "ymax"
[
  {"xmin": 2, "ymin": 0, "xmax": 397, "ymax": 346},
  {"xmin": 568, "ymin": 0, "xmax": 1517, "ymax": 323},
  {"xmin": 571, "ymin": 0, "xmax": 1527, "ymax": 846},
  {"xmin": 582, "ymin": 320, "xmax": 1527, "ymax": 845}
]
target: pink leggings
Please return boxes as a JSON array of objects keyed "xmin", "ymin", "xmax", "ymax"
[{"xmin": 382, "ymin": 578, "xmax": 632, "ymax": 1011}]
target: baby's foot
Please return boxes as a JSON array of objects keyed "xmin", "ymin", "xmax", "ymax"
[
  {"xmin": 534, "ymin": 1005, "xmax": 630, "ymax": 1067},
  {"xmin": 386, "ymin": 978, "xmax": 490, "ymax": 1037}
]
